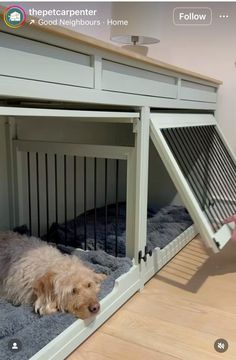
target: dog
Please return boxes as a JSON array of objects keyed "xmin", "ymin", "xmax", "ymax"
[{"xmin": 0, "ymin": 232, "xmax": 106, "ymax": 319}]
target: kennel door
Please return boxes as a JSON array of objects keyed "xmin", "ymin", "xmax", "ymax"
[{"xmin": 150, "ymin": 113, "xmax": 236, "ymax": 253}]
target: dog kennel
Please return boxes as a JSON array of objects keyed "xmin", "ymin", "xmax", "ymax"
[{"xmin": 0, "ymin": 23, "xmax": 236, "ymax": 360}]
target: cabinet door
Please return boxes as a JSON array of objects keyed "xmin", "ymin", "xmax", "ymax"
[{"xmin": 150, "ymin": 113, "xmax": 236, "ymax": 252}]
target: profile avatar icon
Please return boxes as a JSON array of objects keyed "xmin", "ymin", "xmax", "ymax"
[
  {"xmin": 8, "ymin": 338, "xmax": 22, "ymax": 352},
  {"xmin": 12, "ymin": 342, "xmax": 18, "ymax": 350},
  {"xmin": 3, "ymin": 5, "xmax": 27, "ymax": 29}
]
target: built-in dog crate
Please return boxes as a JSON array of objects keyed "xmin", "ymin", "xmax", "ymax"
[
  {"xmin": 4, "ymin": 109, "xmax": 198, "ymax": 259},
  {"xmin": 9, "ymin": 111, "xmax": 136, "ymax": 258},
  {"xmin": 0, "ymin": 23, "xmax": 236, "ymax": 360}
]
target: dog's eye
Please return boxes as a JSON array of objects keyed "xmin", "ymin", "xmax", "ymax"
[
  {"xmin": 72, "ymin": 288, "xmax": 79, "ymax": 294},
  {"xmin": 87, "ymin": 282, "xmax": 91, "ymax": 288}
]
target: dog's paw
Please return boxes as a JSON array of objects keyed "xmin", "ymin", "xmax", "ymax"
[
  {"xmin": 34, "ymin": 301, "xmax": 58, "ymax": 315},
  {"xmin": 34, "ymin": 302, "xmax": 43, "ymax": 315}
]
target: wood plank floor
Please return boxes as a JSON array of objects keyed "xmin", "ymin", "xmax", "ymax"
[{"xmin": 67, "ymin": 236, "xmax": 236, "ymax": 360}]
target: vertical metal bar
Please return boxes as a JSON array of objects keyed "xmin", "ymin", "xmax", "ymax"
[
  {"xmin": 193, "ymin": 126, "xmax": 228, "ymax": 223},
  {"xmin": 104, "ymin": 158, "xmax": 108, "ymax": 252},
  {"xmin": 45, "ymin": 153, "xmax": 49, "ymax": 239},
  {"xmin": 115, "ymin": 159, "xmax": 119, "ymax": 256},
  {"xmin": 205, "ymin": 126, "xmax": 236, "ymax": 209},
  {"xmin": 173, "ymin": 128, "xmax": 208, "ymax": 208},
  {"xmin": 182, "ymin": 126, "xmax": 226, "ymax": 224},
  {"xmin": 64, "ymin": 155, "xmax": 67, "ymax": 242},
  {"xmin": 180, "ymin": 127, "xmax": 210, "ymax": 208},
  {"xmin": 94, "ymin": 158, "xmax": 97, "ymax": 250},
  {"xmin": 197, "ymin": 126, "xmax": 235, "ymax": 216},
  {"xmin": 84, "ymin": 157, "xmax": 87, "ymax": 250},
  {"xmin": 208, "ymin": 126, "xmax": 236, "ymax": 198},
  {"xmin": 212, "ymin": 128, "xmax": 236, "ymax": 214},
  {"xmin": 179, "ymin": 126, "xmax": 225, "ymax": 226},
  {"xmin": 212, "ymin": 127, "xmax": 236, "ymax": 191},
  {"xmin": 27, "ymin": 152, "xmax": 32, "ymax": 235},
  {"xmin": 214, "ymin": 126, "xmax": 236, "ymax": 172},
  {"xmin": 202, "ymin": 126, "xmax": 236, "ymax": 198},
  {"xmin": 164, "ymin": 129, "xmax": 206, "ymax": 206},
  {"xmin": 36, "ymin": 152, "xmax": 40, "ymax": 237},
  {"xmin": 74, "ymin": 156, "xmax": 77, "ymax": 241},
  {"xmin": 54, "ymin": 154, "xmax": 58, "ymax": 225},
  {"xmin": 153, "ymin": 126, "xmax": 215, "ymax": 249},
  {"xmin": 164, "ymin": 129, "xmax": 218, "ymax": 231}
]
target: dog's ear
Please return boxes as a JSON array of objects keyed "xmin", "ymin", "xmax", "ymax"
[
  {"xmin": 33, "ymin": 271, "xmax": 55, "ymax": 298},
  {"xmin": 93, "ymin": 273, "xmax": 107, "ymax": 284}
]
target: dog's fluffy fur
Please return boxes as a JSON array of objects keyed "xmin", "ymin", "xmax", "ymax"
[{"xmin": 0, "ymin": 232, "xmax": 106, "ymax": 319}]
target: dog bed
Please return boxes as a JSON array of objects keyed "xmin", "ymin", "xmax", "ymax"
[
  {"xmin": 46, "ymin": 204, "xmax": 193, "ymax": 256},
  {"xmin": 0, "ymin": 249, "xmax": 132, "ymax": 360},
  {"xmin": 1, "ymin": 204, "xmax": 193, "ymax": 359}
]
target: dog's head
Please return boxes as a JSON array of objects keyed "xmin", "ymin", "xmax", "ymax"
[{"xmin": 33, "ymin": 269, "xmax": 106, "ymax": 319}]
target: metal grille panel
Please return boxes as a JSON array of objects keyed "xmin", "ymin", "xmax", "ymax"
[
  {"xmin": 162, "ymin": 125, "xmax": 236, "ymax": 232},
  {"xmin": 18, "ymin": 150, "xmax": 127, "ymax": 257}
]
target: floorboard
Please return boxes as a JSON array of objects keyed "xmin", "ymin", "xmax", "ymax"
[{"xmin": 67, "ymin": 236, "xmax": 236, "ymax": 360}]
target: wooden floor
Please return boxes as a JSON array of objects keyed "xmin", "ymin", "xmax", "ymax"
[{"xmin": 67, "ymin": 237, "xmax": 236, "ymax": 360}]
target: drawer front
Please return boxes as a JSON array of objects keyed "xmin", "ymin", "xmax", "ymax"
[
  {"xmin": 102, "ymin": 60, "xmax": 178, "ymax": 99},
  {"xmin": 180, "ymin": 80, "xmax": 217, "ymax": 103},
  {"xmin": 0, "ymin": 33, "xmax": 94, "ymax": 88}
]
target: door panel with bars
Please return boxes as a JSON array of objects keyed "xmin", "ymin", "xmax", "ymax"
[{"xmin": 150, "ymin": 113, "xmax": 236, "ymax": 252}]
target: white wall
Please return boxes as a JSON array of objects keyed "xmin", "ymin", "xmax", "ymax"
[
  {"xmin": 147, "ymin": 2, "xmax": 236, "ymax": 155},
  {"xmin": 71, "ymin": 2, "xmax": 236, "ymax": 154}
]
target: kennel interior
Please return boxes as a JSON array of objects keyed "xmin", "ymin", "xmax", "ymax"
[
  {"xmin": 0, "ymin": 109, "xmax": 198, "ymax": 360},
  {"xmin": 0, "ymin": 109, "xmax": 235, "ymax": 359},
  {"xmin": 2, "ymin": 112, "xmax": 195, "ymax": 256}
]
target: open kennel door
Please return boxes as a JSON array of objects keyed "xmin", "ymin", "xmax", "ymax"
[{"xmin": 150, "ymin": 113, "xmax": 236, "ymax": 253}]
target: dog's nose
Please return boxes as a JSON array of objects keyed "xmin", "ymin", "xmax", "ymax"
[{"xmin": 88, "ymin": 302, "xmax": 100, "ymax": 314}]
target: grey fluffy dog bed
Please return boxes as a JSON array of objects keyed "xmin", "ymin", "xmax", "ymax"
[
  {"xmin": 0, "ymin": 204, "xmax": 193, "ymax": 359},
  {"xmin": 45, "ymin": 204, "xmax": 193, "ymax": 256},
  {"xmin": 0, "ymin": 249, "xmax": 132, "ymax": 360}
]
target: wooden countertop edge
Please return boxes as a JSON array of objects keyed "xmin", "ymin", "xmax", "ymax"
[{"xmin": 0, "ymin": 10, "xmax": 222, "ymax": 86}]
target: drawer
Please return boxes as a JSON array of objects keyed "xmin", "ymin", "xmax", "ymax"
[
  {"xmin": 102, "ymin": 60, "xmax": 178, "ymax": 99},
  {"xmin": 180, "ymin": 80, "xmax": 217, "ymax": 103},
  {"xmin": 0, "ymin": 33, "xmax": 94, "ymax": 88}
]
